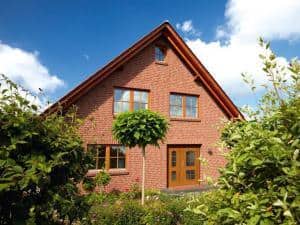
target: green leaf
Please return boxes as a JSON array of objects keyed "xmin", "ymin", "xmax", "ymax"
[{"xmin": 247, "ymin": 215, "xmax": 260, "ymax": 225}]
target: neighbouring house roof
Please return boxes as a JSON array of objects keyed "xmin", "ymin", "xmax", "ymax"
[{"xmin": 44, "ymin": 21, "xmax": 243, "ymax": 119}]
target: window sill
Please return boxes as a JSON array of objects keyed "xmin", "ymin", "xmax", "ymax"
[
  {"xmin": 87, "ymin": 169, "xmax": 129, "ymax": 177},
  {"xmin": 155, "ymin": 61, "xmax": 168, "ymax": 66},
  {"xmin": 170, "ymin": 117, "xmax": 201, "ymax": 122}
]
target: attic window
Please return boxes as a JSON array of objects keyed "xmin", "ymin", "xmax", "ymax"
[{"xmin": 155, "ymin": 46, "xmax": 166, "ymax": 62}]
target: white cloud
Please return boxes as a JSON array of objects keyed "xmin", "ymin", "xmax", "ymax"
[
  {"xmin": 83, "ymin": 53, "xmax": 89, "ymax": 61},
  {"xmin": 224, "ymin": 0, "xmax": 300, "ymax": 42},
  {"xmin": 0, "ymin": 41, "xmax": 64, "ymax": 94},
  {"xmin": 183, "ymin": 0, "xmax": 300, "ymax": 106},
  {"xmin": 176, "ymin": 20, "xmax": 201, "ymax": 36}
]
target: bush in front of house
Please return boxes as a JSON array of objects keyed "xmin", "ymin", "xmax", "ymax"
[
  {"xmin": 0, "ymin": 75, "xmax": 94, "ymax": 224},
  {"xmin": 188, "ymin": 39, "xmax": 300, "ymax": 224},
  {"xmin": 86, "ymin": 190, "xmax": 202, "ymax": 225}
]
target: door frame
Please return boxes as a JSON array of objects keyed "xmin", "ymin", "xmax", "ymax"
[{"xmin": 167, "ymin": 144, "xmax": 202, "ymax": 188}]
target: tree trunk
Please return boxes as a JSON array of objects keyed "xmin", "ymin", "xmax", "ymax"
[{"xmin": 141, "ymin": 146, "xmax": 146, "ymax": 205}]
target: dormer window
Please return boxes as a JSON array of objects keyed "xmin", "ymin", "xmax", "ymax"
[{"xmin": 155, "ymin": 46, "xmax": 166, "ymax": 62}]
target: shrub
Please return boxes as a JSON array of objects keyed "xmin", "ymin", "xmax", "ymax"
[
  {"xmin": 116, "ymin": 201, "xmax": 146, "ymax": 225},
  {"xmin": 86, "ymin": 190, "xmax": 204, "ymax": 225},
  {"xmin": 94, "ymin": 170, "xmax": 111, "ymax": 191},
  {"xmin": 189, "ymin": 39, "xmax": 300, "ymax": 224},
  {"xmin": 82, "ymin": 177, "xmax": 96, "ymax": 192},
  {"xmin": 0, "ymin": 75, "xmax": 93, "ymax": 224},
  {"xmin": 121, "ymin": 183, "xmax": 141, "ymax": 200}
]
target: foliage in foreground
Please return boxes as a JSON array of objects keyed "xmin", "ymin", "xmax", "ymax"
[
  {"xmin": 189, "ymin": 40, "xmax": 300, "ymax": 224},
  {"xmin": 86, "ymin": 189, "xmax": 202, "ymax": 225},
  {"xmin": 0, "ymin": 75, "xmax": 93, "ymax": 224}
]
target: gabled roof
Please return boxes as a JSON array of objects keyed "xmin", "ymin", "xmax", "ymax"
[{"xmin": 44, "ymin": 21, "xmax": 243, "ymax": 119}]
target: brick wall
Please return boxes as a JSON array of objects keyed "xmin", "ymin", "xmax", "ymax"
[{"xmin": 75, "ymin": 38, "xmax": 228, "ymax": 191}]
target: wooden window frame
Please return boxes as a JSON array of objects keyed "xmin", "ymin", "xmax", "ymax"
[
  {"xmin": 169, "ymin": 93, "xmax": 199, "ymax": 119},
  {"xmin": 87, "ymin": 144, "xmax": 127, "ymax": 171},
  {"xmin": 113, "ymin": 87, "xmax": 150, "ymax": 115}
]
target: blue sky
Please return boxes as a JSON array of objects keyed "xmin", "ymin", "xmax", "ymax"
[{"xmin": 1, "ymin": 0, "xmax": 299, "ymax": 108}]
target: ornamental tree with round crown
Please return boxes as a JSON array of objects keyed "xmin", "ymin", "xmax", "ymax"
[{"xmin": 112, "ymin": 109, "xmax": 168, "ymax": 205}]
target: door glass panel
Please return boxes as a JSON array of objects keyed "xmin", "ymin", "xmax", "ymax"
[
  {"xmin": 171, "ymin": 151, "xmax": 176, "ymax": 167},
  {"xmin": 186, "ymin": 170, "xmax": 195, "ymax": 180},
  {"xmin": 186, "ymin": 151, "xmax": 195, "ymax": 166},
  {"xmin": 171, "ymin": 171, "xmax": 176, "ymax": 181}
]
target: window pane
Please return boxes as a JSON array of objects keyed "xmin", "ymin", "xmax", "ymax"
[
  {"xmin": 109, "ymin": 146, "xmax": 126, "ymax": 169},
  {"xmin": 134, "ymin": 91, "xmax": 148, "ymax": 103},
  {"xmin": 87, "ymin": 145, "xmax": 97, "ymax": 156},
  {"xmin": 110, "ymin": 158, "xmax": 118, "ymax": 168},
  {"xmin": 170, "ymin": 95, "xmax": 182, "ymax": 106},
  {"xmin": 186, "ymin": 151, "xmax": 195, "ymax": 166},
  {"xmin": 171, "ymin": 151, "xmax": 176, "ymax": 167},
  {"xmin": 186, "ymin": 170, "xmax": 195, "ymax": 180},
  {"xmin": 140, "ymin": 92, "xmax": 148, "ymax": 103},
  {"xmin": 110, "ymin": 146, "xmax": 118, "ymax": 157},
  {"xmin": 171, "ymin": 171, "xmax": 176, "ymax": 181},
  {"xmin": 114, "ymin": 89, "xmax": 130, "ymax": 101},
  {"xmin": 114, "ymin": 102, "xmax": 121, "ymax": 113},
  {"xmin": 170, "ymin": 106, "xmax": 183, "ymax": 117},
  {"xmin": 87, "ymin": 145, "xmax": 106, "ymax": 169},
  {"xmin": 186, "ymin": 107, "xmax": 197, "ymax": 118},
  {"xmin": 118, "ymin": 146, "xmax": 126, "ymax": 157},
  {"xmin": 114, "ymin": 102, "xmax": 130, "ymax": 113},
  {"xmin": 186, "ymin": 96, "xmax": 197, "ymax": 107},
  {"xmin": 155, "ymin": 47, "xmax": 165, "ymax": 61},
  {"xmin": 98, "ymin": 158, "xmax": 105, "ymax": 169},
  {"xmin": 98, "ymin": 146, "xmax": 106, "ymax": 157},
  {"xmin": 87, "ymin": 145, "xmax": 105, "ymax": 157},
  {"xmin": 134, "ymin": 91, "xmax": 148, "ymax": 111},
  {"xmin": 134, "ymin": 102, "xmax": 148, "ymax": 110},
  {"xmin": 118, "ymin": 158, "xmax": 126, "ymax": 168}
]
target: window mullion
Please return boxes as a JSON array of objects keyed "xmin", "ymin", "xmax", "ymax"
[
  {"xmin": 105, "ymin": 146, "xmax": 110, "ymax": 170},
  {"xmin": 96, "ymin": 148, "xmax": 99, "ymax": 169}
]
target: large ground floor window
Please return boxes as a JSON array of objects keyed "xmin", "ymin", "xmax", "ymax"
[{"xmin": 87, "ymin": 144, "xmax": 126, "ymax": 170}]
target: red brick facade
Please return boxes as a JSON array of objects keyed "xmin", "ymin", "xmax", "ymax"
[{"xmin": 74, "ymin": 38, "xmax": 230, "ymax": 191}]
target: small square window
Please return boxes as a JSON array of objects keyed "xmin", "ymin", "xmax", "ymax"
[{"xmin": 155, "ymin": 46, "xmax": 166, "ymax": 62}]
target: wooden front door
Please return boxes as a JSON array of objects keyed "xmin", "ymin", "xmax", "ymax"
[{"xmin": 168, "ymin": 147, "xmax": 200, "ymax": 187}]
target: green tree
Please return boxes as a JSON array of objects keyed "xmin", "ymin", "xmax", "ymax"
[
  {"xmin": 0, "ymin": 75, "xmax": 93, "ymax": 224},
  {"xmin": 112, "ymin": 109, "xmax": 168, "ymax": 205},
  {"xmin": 190, "ymin": 39, "xmax": 300, "ymax": 224}
]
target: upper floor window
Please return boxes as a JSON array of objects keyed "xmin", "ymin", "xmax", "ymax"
[
  {"xmin": 170, "ymin": 94, "xmax": 198, "ymax": 118},
  {"xmin": 87, "ymin": 144, "xmax": 126, "ymax": 170},
  {"xmin": 114, "ymin": 88, "xmax": 149, "ymax": 114},
  {"xmin": 155, "ymin": 46, "xmax": 166, "ymax": 62}
]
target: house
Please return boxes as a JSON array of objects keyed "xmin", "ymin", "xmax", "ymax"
[{"xmin": 45, "ymin": 22, "xmax": 242, "ymax": 191}]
